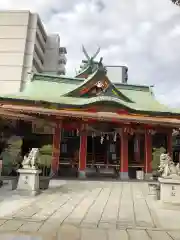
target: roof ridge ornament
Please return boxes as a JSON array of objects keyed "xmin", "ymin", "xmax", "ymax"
[
  {"xmin": 82, "ymin": 45, "xmax": 90, "ymax": 61},
  {"xmin": 82, "ymin": 45, "xmax": 101, "ymax": 62},
  {"xmin": 79, "ymin": 45, "xmax": 105, "ymax": 74}
]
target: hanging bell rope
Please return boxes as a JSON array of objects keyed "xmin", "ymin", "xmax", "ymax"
[
  {"xmin": 113, "ymin": 132, "xmax": 117, "ymax": 142},
  {"xmin": 100, "ymin": 133, "xmax": 104, "ymax": 144}
]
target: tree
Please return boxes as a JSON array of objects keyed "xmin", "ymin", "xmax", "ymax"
[{"xmin": 171, "ymin": 0, "xmax": 180, "ymax": 6}]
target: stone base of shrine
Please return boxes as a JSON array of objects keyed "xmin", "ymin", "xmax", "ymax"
[
  {"xmin": 16, "ymin": 168, "xmax": 42, "ymax": 196},
  {"xmin": 145, "ymin": 173, "xmax": 153, "ymax": 180},
  {"xmin": 78, "ymin": 170, "xmax": 86, "ymax": 179},
  {"xmin": 119, "ymin": 172, "xmax": 129, "ymax": 180},
  {"xmin": 158, "ymin": 177, "xmax": 180, "ymax": 205}
]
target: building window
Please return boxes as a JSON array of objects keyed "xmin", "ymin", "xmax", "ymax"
[
  {"xmin": 37, "ymin": 18, "xmax": 47, "ymax": 43},
  {"xmin": 34, "ymin": 46, "xmax": 43, "ymax": 65},
  {"xmin": 36, "ymin": 33, "xmax": 45, "ymax": 53},
  {"xmin": 33, "ymin": 59, "xmax": 42, "ymax": 73},
  {"xmin": 59, "ymin": 59, "xmax": 66, "ymax": 65},
  {"xmin": 59, "ymin": 47, "xmax": 67, "ymax": 54}
]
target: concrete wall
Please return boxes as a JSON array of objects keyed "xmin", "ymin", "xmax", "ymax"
[
  {"xmin": 106, "ymin": 66, "xmax": 128, "ymax": 84},
  {"xmin": 0, "ymin": 10, "xmax": 67, "ymax": 94},
  {"xmin": 43, "ymin": 34, "xmax": 60, "ymax": 73},
  {"xmin": 43, "ymin": 35, "xmax": 67, "ymax": 75},
  {"xmin": 0, "ymin": 11, "xmax": 30, "ymax": 93}
]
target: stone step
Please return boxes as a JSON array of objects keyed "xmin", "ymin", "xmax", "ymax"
[{"xmin": 98, "ymin": 167, "xmax": 116, "ymax": 177}]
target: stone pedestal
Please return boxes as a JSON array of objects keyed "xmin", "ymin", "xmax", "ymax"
[
  {"xmin": 119, "ymin": 172, "xmax": 129, "ymax": 180},
  {"xmin": 85, "ymin": 167, "xmax": 97, "ymax": 177},
  {"xmin": 16, "ymin": 168, "xmax": 42, "ymax": 196},
  {"xmin": 78, "ymin": 170, "xmax": 86, "ymax": 179},
  {"xmin": 136, "ymin": 170, "xmax": 144, "ymax": 180},
  {"xmin": 98, "ymin": 167, "xmax": 115, "ymax": 177},
  {"xmin": 158, "ymin": 177, "xmax": 180, "ymax": 204},
  {"xmin": 145, "ymin": 173, "xmax": 153, "ymax": 180}
]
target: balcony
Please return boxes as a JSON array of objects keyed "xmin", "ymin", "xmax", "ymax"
[
  {"xmin": 59, "ymin": 47, "xmax": 67, "ymax": 54},
  {"xmin": 58, "ymin": 58, "xmax": 67, "ymax": 65},
  {"xmin": 57, "ymin": 65, "xmax": 66, "ymax": 75}
]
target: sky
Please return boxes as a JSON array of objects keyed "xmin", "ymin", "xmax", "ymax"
[{"xmin": 0, "ymin": 0, "xmax": 180, "ymax": 106}]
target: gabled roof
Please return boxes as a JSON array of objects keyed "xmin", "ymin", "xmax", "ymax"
[
  {"xmin": 20, "ymin": 73, "xmax": 84, "ymax": 98},
  {"xmin": 0, "ymin": 58, "xmax": 180, "ymax": 116}
]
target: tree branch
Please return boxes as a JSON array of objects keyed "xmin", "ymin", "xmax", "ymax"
[{"xmin": 171, "ymin": 0, "xmax": 180, "ymax": 6}]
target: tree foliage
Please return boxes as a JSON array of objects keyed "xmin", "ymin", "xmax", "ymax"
[{"xmin": 171, "ymin": 0, "xmax": 180, "ymax": 6}]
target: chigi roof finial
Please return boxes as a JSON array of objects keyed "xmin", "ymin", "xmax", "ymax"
[{"xmin": 82, "ymin": 45, "xmax": 101, "ymax": 62}]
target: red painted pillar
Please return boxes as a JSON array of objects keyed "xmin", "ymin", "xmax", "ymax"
[
  {"xmin": 167, "ymin": 130, "xmax": 173, "ymax": 158},
  {"xmin": 51, "ymin": 121, "xmax": 61, "ymax": 175},
  {"xmin": 134, "ymin": 134, "xmax": 141, "ymax": 162},
  {"xmin": 120, "ymin": 127, "xmax": 129, "ymax": 179},
  {"xmin": 79, "ymin": 124, "xmax": 87, "ymax": 178},
  {"xmin": 145, "ymin": 129, "xmax": 152, "ymax": 177}
]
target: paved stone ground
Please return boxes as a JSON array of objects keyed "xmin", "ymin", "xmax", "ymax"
[{"xmin": 0, "ymin": 180, "xmax": 180, "ymax": 239}]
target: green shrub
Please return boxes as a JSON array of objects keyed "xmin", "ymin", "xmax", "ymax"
[
  {"xmin": 39, "ymin": 144, "xmax": 52, "ymax": 155},
  {"xmin": 38, "ymin": 144, "xmax": 53, "ymax": 167}
]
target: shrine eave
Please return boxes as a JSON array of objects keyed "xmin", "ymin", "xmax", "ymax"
[
  {"xmin": 1, "ymin": 104, "xmax": 180, "ymax": 128},
  {"xmin": 0, "ymin": 94, "xmax": 180, "ymax": 117},
  {"xmin": 0, "ymin": 109, "xmax": 37, "ymax": 121}
]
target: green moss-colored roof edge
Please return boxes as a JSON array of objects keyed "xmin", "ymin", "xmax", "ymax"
[
  {"xmin": 1, "ymin": 94, "xmax": 180, "ymax": 117},
  {"xmin": 32, "ymin": 72, "xmax": 85, "ymax": 82}
]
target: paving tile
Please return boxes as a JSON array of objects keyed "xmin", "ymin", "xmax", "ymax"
[
  {"xmin": 100, "ymin": 185, "xmax": 122, "ymax": 224},
  {"xmin": 98, "ymin": 222, "xmax": 116, "ymax": 229},
  {"xmin": 14, "ymin": 206, "xmax": 41, "ymax": 219},
  {"xmin": 0, "ymin": 234, "xmax": 42, "ymax": 240},
  {"xmin": 1, "ymin": 180, "xmax": 180, "ymax": 237},
  {"xmin": 118, "ymin": 183, "xmax": 135, "ymax": 225},
  {"xmin": 48, "ymin": 191, "xmax": 88, "ymax": 225},
  {"xmin": 148, "ymin": 230, "xmax": 176, "ymax": 239},
  {"xmin": 64, "ymin": 188, "xmax": 101, "ymax": 225},
  {"xmin": 81, "ymin": 187, "xmax": 111, "ymax": 226},
  {"xmin": 81, "ymin": 228, "xmax": 107, "ymax": 240},
  {"xmin": 0, "ymin": 232, "xmax": 50, "ymax": 240},
  {"xmin": 168, "ymin": 231, "xmax": 180, "ymax": 240},
  {"xmin": 107, "ymin": 229, "xmax": 128, "ymax": 240},
  {"xmin": 0, "ymin": 220, "xmax": 24, "ymax": 231},
  {"xmin": 132, "ymin": 183, "xmax": 154, "ymax": 228},
  {"xmin": 127, "ymin": 229, "xmax": 150, "ymax": 240},
  {"xmin": 0, "ymin": 219, "xmax": 8, "ymax": 226},
  {"xmin": 57, "ymin": 224, "xmax": 80, "ymax": 240},
  {"xmin": 38, "ymin": 220, "xmax": 60, "ymax": 233},
  {"xmin": 18, "ymin": 222, "xmax": 43, "ymax": 232}
]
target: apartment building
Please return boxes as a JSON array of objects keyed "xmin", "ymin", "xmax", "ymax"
[
  {"xmin": 0, "ymin": 10, "xmax": 67, "ymax": 94},
  {"xmin": 43, "ymin": 35, "xmax": 67, "ymax": 75}
]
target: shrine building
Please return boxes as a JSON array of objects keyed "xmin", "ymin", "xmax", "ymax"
[{"xmin": 0, "ymin": 48, "xmax": 180, "ymax": 180}]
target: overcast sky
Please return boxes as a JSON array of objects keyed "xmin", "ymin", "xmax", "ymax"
[{"xmin": 0, "ymin": 0, "xmax": 180, "ymax": 106}]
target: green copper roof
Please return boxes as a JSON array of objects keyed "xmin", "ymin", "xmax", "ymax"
[
  {"xmin": 115, "ymin": 83, "xmax": 173, "ymax": 113},
  {"xmin": 23, "ymin": 73, "xmax": 84, "ymax": 97}
]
